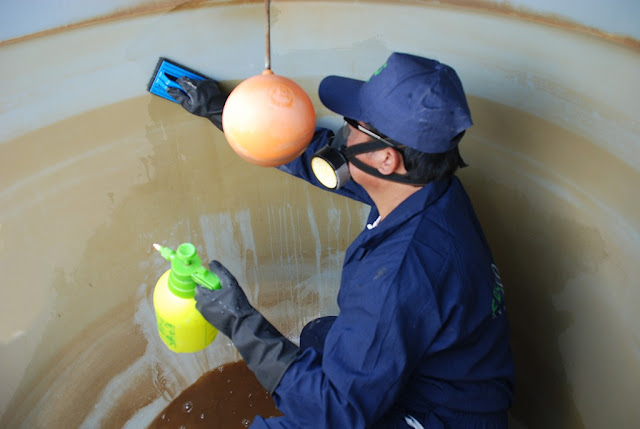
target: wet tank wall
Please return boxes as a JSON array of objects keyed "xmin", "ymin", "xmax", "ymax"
[{"xmin": 0, "ymin": 1, "xmax": 638, "ymax": 427}]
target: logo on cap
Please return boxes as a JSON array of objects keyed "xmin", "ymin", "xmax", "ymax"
[{"xmin": 368, "ymin": 62, "xmax": 388, "ymax": 82}]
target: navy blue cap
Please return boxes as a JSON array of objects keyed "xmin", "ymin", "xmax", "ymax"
[{"xmin": 319, "ymin": 52, "xmax": 473, "ymax": 153}]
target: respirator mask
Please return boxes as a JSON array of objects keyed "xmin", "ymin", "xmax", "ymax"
[{"xmin": 311, "ymin": 118, "xmax": 419, "ymax": 189}]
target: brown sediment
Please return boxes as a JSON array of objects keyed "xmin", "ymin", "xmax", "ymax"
[
  {"xmin": 147, "ymin": 361, "xmax": 282, "ymax": 429},
  {"xmin": 1, "ymin": 0, "xmax": 638, "ymax": 52}
]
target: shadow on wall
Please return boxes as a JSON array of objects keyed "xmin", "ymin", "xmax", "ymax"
[
  {"xmin": 461, "ymin": 97, "xmax": 614, "ymax": 428},
  {"xmin": 472, "ymin": 178, "xmax": 597, "ymax": 428}
]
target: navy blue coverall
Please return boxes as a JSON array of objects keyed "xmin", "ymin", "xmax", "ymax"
[{"xmin": 251, "ymin": 129, "xmax": 514, "ymax": 428}]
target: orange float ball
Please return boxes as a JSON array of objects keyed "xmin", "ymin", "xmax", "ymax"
[{"xmin": 222, "ymin": 69, "xmax": 316, "ymax": 167}]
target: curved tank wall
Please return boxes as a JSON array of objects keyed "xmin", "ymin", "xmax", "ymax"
[{"xmin": 0, "ymin": 1, "xmax": 638, "ymax": 428}]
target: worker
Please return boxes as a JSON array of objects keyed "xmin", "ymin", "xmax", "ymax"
[{"xmin": 167, "ymin": 52, "xmax": 515, "ymax": 428}]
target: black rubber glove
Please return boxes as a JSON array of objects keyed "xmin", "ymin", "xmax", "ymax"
[
  {"xmin": 166, "ymin": 77, "xmax": 228, "ymax": 132},
  {"xmin": 195, "ymin": 260, "xmax": 301, "ymax": 394}
]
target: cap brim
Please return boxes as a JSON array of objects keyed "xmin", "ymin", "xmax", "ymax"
[{"xmin": 318, "ymin": 75, "xmax": 365, "ymax": 121}]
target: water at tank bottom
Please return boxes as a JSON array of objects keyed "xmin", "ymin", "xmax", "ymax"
[{"xmin": 147, "ymin": 361, "xmax": 282, "ymax": 429}]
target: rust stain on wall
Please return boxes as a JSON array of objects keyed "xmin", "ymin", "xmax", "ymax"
[{"xmin": 1, "ymin": 0, "xmax": 638, "ymax": 51}]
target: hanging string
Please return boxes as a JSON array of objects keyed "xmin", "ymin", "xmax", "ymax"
[{"xmin": 264, "ymin": 0, "xmax": 271, "ymax": 71}]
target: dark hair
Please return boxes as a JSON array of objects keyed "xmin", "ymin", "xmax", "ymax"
[{"xmin": 366, "ymin": 124, "xmax": 468, "ymax": 184}]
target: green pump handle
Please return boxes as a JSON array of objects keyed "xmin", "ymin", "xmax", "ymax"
[{"xmin": 153, "ymin": 243, "xmax": 221, "ymax": 298}]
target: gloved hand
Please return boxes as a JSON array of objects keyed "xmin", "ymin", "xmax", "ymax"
[
  {"xmin": 195, "ymin": 260, "xmax": 301, "ymax": 393},
  {"xmin": 166, "ymin": 77, "xmax": 228, "ymax": 131}
]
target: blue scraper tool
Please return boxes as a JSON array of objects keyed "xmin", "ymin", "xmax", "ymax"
[{"xmin": 147, "ymin": 57, "xmax": 210, "ymax": 103}]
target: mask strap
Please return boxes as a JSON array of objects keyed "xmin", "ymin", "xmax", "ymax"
[
  {"xmin": 344, "ymin": 143, "xmax": 427, "ymax": 186},
  {"xmin": 348, "ymin": 157, "xmax": 426, "ymax": 186}
]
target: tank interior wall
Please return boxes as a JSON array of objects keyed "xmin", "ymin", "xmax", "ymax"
[{"xmin": 0, "ymin": 1, "xmax": 638, "ymax": 428}]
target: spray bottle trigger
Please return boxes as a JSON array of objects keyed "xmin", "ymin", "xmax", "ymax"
[{"xmin": 192, "ymin": 267, "xmax": 221, "ymax": 291}]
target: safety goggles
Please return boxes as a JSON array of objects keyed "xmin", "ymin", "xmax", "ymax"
[{"xmin": 342, "ymin": 118, "xmax": 397, "ymax": 148}]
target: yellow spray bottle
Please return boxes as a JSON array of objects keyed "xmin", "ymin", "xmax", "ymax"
[{"xmin": 152, "ymin": 242, "xmax": 221, "ymax": 353}]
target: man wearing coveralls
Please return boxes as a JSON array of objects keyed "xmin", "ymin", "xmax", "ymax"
[{"xmin": 168, "ymin": 52, "xmax": 515, "ymax": 428}]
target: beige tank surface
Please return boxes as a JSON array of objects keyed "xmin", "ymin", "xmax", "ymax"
[{"xmin": 0, "ymin": 1, "xmax": 638, "ymax": 428}]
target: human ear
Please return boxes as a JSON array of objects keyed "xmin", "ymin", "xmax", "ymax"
[{"xmin": 377, "ymin": 148, "xmax": 403, "ymax": 176}]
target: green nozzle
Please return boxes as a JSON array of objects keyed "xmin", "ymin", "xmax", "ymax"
[{"xmin": 153, "ymin": 243, "xmax": 221, "ymax": 298}]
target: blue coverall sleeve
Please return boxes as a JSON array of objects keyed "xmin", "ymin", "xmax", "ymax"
[
  {"xmin": 251, "ymin": 248, "xmax": 442, "ymax": 428},
  {"xmin": 277, "ymin": 127, "xmax": 374, "ymax": 206}
]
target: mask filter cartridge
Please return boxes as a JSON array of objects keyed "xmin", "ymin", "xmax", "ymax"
[{"xmin": 311, "ymin": 145, "xmax": 351, "ymax": 189}]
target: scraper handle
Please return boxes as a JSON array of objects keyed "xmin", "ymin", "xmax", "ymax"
[{"xmin": 158, "ymin": 71, "xmax": 182, "ymax": 90}]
